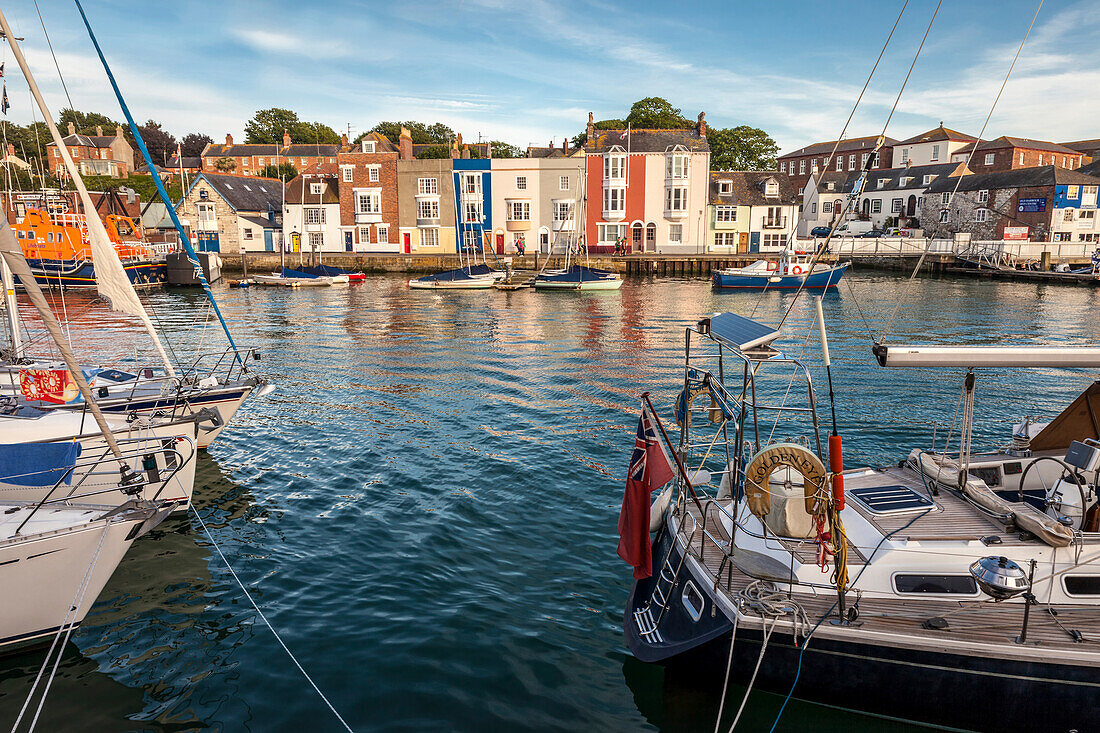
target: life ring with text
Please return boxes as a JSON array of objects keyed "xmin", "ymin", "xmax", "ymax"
[
  {"xmin": 791, "ymin": 265, "xmax": 805, "ymax": 275},
  {"xmin": 767, "ymin": 261, "xmax": 778, "ymax": 271},
  {"xmin": 743, "ymin": 443, "xmax": 828, "ymax": 518}
]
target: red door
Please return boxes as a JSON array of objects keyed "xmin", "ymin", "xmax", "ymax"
[
  {"xmin": 403, "ymin": 232, "xmax": 411, "ymax": 254},
  {"xmin": 496, "ymin": 233, "xmax": 504, "ymax": 255}
]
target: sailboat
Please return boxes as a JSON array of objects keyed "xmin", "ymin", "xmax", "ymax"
[
  {"xmin": 533, "ymin": 179, "xmax": 622, "ymax": 291},
  {"xmin": 409, "ymin": 172, "xmax": 503, "ymax": 289}
]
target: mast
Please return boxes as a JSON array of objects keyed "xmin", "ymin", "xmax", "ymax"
[{"xmin": 0, "ymin": 7, "xmax": 176, "ymax": 377}]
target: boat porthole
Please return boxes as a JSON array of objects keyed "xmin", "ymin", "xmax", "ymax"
[{"xmin": 681, "ymin": 580, "xmax": 704, "ymax": 622}]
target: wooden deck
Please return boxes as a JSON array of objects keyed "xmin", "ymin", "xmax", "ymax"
[{"xmin": 679, "ymin": 500, "xmax": 1100, "ymax": 663}]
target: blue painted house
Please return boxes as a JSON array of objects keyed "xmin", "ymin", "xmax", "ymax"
[{"xmin": 452, "ymin": 159, "xmax": 492, "ymax": 253}]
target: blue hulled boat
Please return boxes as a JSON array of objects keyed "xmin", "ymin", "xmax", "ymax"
[
  {"xmin": 22, "ymin": 257, "xmax": 166, "ymax": 289},
  {"xmin": 712, "ymin": 251, "xmax": 846, "ymax": 290}
]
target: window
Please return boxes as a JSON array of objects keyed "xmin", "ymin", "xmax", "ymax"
[
  {"xmin": 718, "ymin": 179, "xmax": 733, "ymax": 195},
  {"xmin": 939, "ymin": 209, "xmax": 949, "ymax": 223},
  {"xmin": 463, "ymin": 230, "xmax": 480, "ymax": 250},
  {"xmin": 665, "ymin": 187, "xmax": 688, "ymax": 212},
  {"xmin": 603, "ymin": 187, "xmax": 625, "ymax": 214},
  {"xmin": 978, "ymin": 189, "xmax": 990, "ymax": 203},
  {"xmin": 1080, "ymin": 210, "xmax": 1096, "ymax": 222},
  {"xmin": 356, "ymin": 191, "xmax": 381, "ymax": 214},
  {"xmin": 1038, "ymin": 154, "xmax": 1044, "ymax": 166},
  {"xmin": 197, "ymin": 203, "xmax": 215, "ymax": 222},
  {"xmin": 300, "ymin": 158, "xmax": 307, "ymax": 166},
  {"xmin": 308, "ymin": 232, "xmax": 323, "ymax": 249},
  {"xmin": 900, "ymin": 148, "xmax": 909, "ymax": 164},
  {"xmin": 666, "ymin": 154, "xmax": 688, "ymax": 179},
  {"xmin": 304, "ymin": 207, "xmax": 325, "ymax": 225},
  {"xmin": 243, "ymin": 227, "xmax": 253, "ymax": 240},
  {"xmin": 377, "ymin": 224, "xmax": 389, "ymax": 242},
  {"xmin": 362, "ymin": 140, "xmax": 376, "ymax": 153},
  {"xmin": 715, "ymin": 205, "xmax": 737, "ymax": 222},
  {"xmin": 1068, "ymin": 185, "xmax": 1080, "ymax": 199},
  {"xmin": 822, "ymin": 200, "xmax": 833, "ymax": 213},
  {"xmin": 836, "ymin": 157, "xmax": 843, "ymax": 171},
  {"xmin": 516, "ymin": 176, "xmax": 527, "ymax": 190},
  {"xmin": 554, "ymin": 202, "xmax": 572, "ymax": 221},
  {"xmin": 1019, "ymin": 151, "xmax": 1025, "ymax": 165},
  {"xmin": 984, "ymin": 153, "xmax": 995, "ymax": 165},
  {"xmin": 463, "ymin": 201, "xmax": 483, "ymax": 223},
  {"xmin": 799, "ymin": 160, "xmax": 806, "ymax": 174},
  {"xmin": 871, "ymin": 199, "xmax": 882, "ymax": 214},
  {"xmin": 508, "ymin": 201, "xmax": 530, "ymax": 221},
  {"xmin": 765, "ymin": 181, "xmax": 778, "ymax": 197},
  {"xmin": 931, "ymin": 144, "xmax": 941, "ymax": 161},
  {"xmin": 604, "ymin": 154, "xmax": 625, "ymax": 180},
  {"xmin": 368, "ymin": 166, "xmax": 380, "ymax": 183},
  {"xmin": 258, "ymin": 158, "xmax": 265, "ymax": 167},
  {"xmin": 877, "ymin": 178, "xmax": 888, "ymax": 188},
  {"xmin": 861, "ymin": 153, "xmax": 870, "ymax": 169},
  {"xmin": 941, "ymin": 192, "xmax": 951, "ymax": 205},
  {"xmin": 461, "ymin": 173, "xmax": 482, "ymax": 195},
  {"xmin": 1084, "ymin": 186, "xmax": 1099, "ymax": 206},
  {"xmin": 560, "ymin": 175, "xmax": 570, "ymax": 191},
  {"xmin": 418, "ymin": 177, "xmax": 438, "ymax": 195},
  {"xmin": 668, "ymin": 224, "xmax": 682, "ymax": 243},
  {"xmin": 359, "ymin": 227, "xmax": 371, "ymax": 243},
  {"xmin": 419, "ymin": 227, "xmax": 438, "ymax": 248},
  {"xmin": 1065, "ymin": 576, "xmax": 1100, "ymax": 595},
  {"xmin": 417, "ymin": 199, "xmax": 439, "ymax": 219},
  {"xmin": 681, "ymin": 581, "xmax": 704, "ymax": 622},
  {"xmin": 714, "ymin": 232, "xmax": 736, "ymax": 247},
  {"xmin": 598, "ymin": 223, "xmax": 624, "ymax": 242},
  {"xmin": 976, "ymin": 208, "xmax": 988, "ymax": 223},
  {"xmin": 923, "ymin": 174, "xmax": 934, "ymax": 185},
  {"xmin": 811, "ymin": 202, "xmax": 817, "ymax": 214},
  {"xmin": 310, "ymin": 183, "xmax": 322, "ymax": 195},
  {"xmin": 762, "ymin": 233, "xmax": 784, "ymax": 248},
  {"xmin": 894, "ymin": 575, "xmax": 977, "ymax": 595},
  {"xmin": 891, "ymin": 198, "xmax": 903, "ymax": 213},
  {"xmin": 341, "ymin": 166, "xmax": 354, "ymax": 182},
  {"xmin": 779, "ymin": 162, "xmax": 786, "ymax": 172},
  {"xmin": 1064, "ymin": 208, "xmax": 1076, "ymax": 222}
]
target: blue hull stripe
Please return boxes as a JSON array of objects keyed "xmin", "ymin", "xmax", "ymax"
[{"xmin": 713, "ymin": 263, "xmax": 849, "ymax": 290}]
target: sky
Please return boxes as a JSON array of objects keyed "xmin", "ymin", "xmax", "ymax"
[{"xmin": 2, "ymin": 0, "xmax": 1098, "ymax": 155}]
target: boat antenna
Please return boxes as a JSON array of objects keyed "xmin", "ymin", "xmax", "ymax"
[{"xmin": 72, "ymin": 0, "xmax": 245, "ymax": 367}]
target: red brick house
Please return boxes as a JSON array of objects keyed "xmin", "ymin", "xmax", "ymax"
[
  {"xmin": 201, "ymin": 132, "xmax": 340, "ymax": 177},
  {"xmin": 777, "ymin": 135, "xmax": 896, "ymax": 194},
  {"xmin": 47, "ymin": 122, "xmax": 134, "ymax": 178},
  {"xmin": 951, "ymin": 137, "xmax": 1084, "ymax": 172},
  {"xmin": 336, "ymin": 132, "xmax": 400, "ymax": 252}
]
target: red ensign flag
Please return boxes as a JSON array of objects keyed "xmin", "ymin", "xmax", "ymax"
[{"xmin": 617, "ymin": 405, "xmax": 675, "ymax": 579}]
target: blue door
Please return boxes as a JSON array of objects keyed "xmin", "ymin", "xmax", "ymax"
[
  {"xmin": 344, "ymin": 231, "xmax": 353, "ymax": 252},
  {"xmin": 750, "ymin": 232, "xmax": 760, "ymax": 253},
  {"xmin": 263, "ymin": 230, "xmax": 274, "ymax": 252},
  {"xmin": 197, "ymin": 232, "xmax": 220, "ymax": 252}
]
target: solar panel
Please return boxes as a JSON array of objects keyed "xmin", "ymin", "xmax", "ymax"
[
  {"xmin": 850, "ymin": 485, "xmax": 934, "ymax": 515},
  {"xmin": 708, "ymin": 312, "xmax": 781, "ymax": 351}
]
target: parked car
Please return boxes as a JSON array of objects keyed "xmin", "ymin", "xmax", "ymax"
[
  {"xmin": 833, "ymin": 221, "xmax": 874, "ymax": 236},
  {"xmin": 856, "ymin": 229, "xmax": 885, "ymax": 238},
  {"xmin": 810, "ymin": 226, "xmax": 832, "ymax": 237}
]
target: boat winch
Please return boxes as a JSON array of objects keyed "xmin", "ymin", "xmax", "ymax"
[{"xmin": 969, "ymin": 556, "xmax": 1029, "ymax": 600}]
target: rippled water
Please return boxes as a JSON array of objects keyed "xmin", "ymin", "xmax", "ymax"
[{"xmin": 1, "ymin": 272, "xmax": 1098, "ymax": 732}]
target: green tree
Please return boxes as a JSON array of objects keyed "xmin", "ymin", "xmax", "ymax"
[
  {"xmin": 109, "ymin": 174, "xmax": 182, "ymax": 203},
  {"xmin": 244, "ymin": 107, "xmax": 300, "ymax": 144},
  {"xmin": 625, "ymin": 97, "xmax": 691, "ymax": 130},
  {"xmin": 214, "ymin": 157, "xmax": 236, "ymax": 173},
  {"xmin": 58, "ymin": 108, "xmax": 134, "ymax": 147},
  {"xmin": 258, "ymin": 162, "xmax": 298, "ymax": 180},
  {"xmin": 570, "ymin": 118, "xmax": 627, "ymax": 149},
  {"xmin": 708, "ymin": 125, "xmax": 779, "ymax": 171},
  {"xmin": 425, "ymin": 122, "xmax": 455, "ymax": 145},
  {"xmin": 138, "ymin": 120, "xmax": 176, "ymax": 165},
  {"xmin": 415, "ymin": 145, "xmax": 450, "ymax": 159},
  {"xmin": 292, "ymin": 121, "xmax": 340, "ymax": 145},
  {"xmin": 365, "ymin": 121, "xmax": 454, "ymax": 145},
  {"xmin": 489, "ymin": 140, "xmax": 521, "ymax": 158},
  {"xmin": 180, "ymin": 132, "xmax": 213, "ymax": 158}
]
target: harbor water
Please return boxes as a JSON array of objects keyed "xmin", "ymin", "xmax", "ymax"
[{"xmin": 1, "ymin": 272, "xmax": 1097, "ymax": 732}]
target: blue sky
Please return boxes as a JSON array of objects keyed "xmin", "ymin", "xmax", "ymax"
[{"xmin": 4, "ymin": 0, "xmax": 1099, "ymax": 154}]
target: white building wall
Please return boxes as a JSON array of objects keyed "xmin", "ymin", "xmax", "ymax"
[{"xmin": 281, "ymin": 202, "xmax": 343, "ymax": 253}]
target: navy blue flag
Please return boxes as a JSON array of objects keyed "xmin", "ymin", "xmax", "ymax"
[{"xmin": 1, "ymin": 84, "xmax": 8, "ymax": 115}]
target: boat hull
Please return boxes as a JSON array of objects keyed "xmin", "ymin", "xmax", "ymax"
[
  {"xmin": 408, "ymin": 276, "xmax": 496, "ymax": 290},
  {"xmin": 626, "ymin": 527, "xmax": 1095, "ymax": 733},
  {"xmin": 19, "ymin": 258, "xmax": 167, "ymax": 289},
  {"xmin": 532, "ymin": 278, "xmax": 624, "ymax": 291},
  {"xmin": 712, "ymin": 263, "xmax": 848, "ymax": 290}
]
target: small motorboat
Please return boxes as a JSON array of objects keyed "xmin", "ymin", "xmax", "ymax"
[
  {"xmin": 300, "ymin": 264, "xmax": 365, "ymax": 282},
  {"xmin": 409, "ymin": 263, "xmax": 502, "ymax": 290},
  {"xmin": 253, "ymin": 272, "xmax": 333, "ymax": 286},
  {"xmin": 533, "ymin": 265, "xmax": 623, "ymax": 291},
  {"xmin": 713, "ymin": 250, "xmax": 847, "ymax": 290}
]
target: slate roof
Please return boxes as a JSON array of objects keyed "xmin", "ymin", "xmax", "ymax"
[
  {"xmin": 52, "ymin": 133, "xmax": 117, "ymax": 149},
  {"xmin": 284, "ymin": 175, "xmax": 340, "ymax": 204},
  {"xmin": 239, "ymin": 214, "xmax": 279, "ymax": 230},
  {"xmin": 586, "ymin": 128, "xmax": 709, "ymax": 154},
  {"xmin": 188, "ymin": 172, "xmax": 283, "ymax": 212},
  {"xmin": 895, "ymin": 125, "xmax": 976, "ymax": 145},
  {"xmin": 862, "ymin": 163, "xmax": 962, "ymax": 192},
  {"xmin": 168, "ymin": 155, "xmax": 202, "ymax": 168},
  {"xmin": 953, "ymin": 136, "xmax": 1082, "ymax": 156},
  {"xmin": 778, "ymin": 135, "xmax": 895, "ymax": 160},
  {"xmin": 1061, "ymin": 139, "xmax": 1100, "ymax": 156},
  {"xmin": 1076, "ymin": 159, "xmax": 1100, "ymax": 177},
  {"xmin": 923, "ymin": 165, "xmax": 1100, "ymax": 194},
  {"xmin": 203, "ymin": 143, "xmax": 339, "ymax": 158},
  {"xmin": 358, "ymin": 133, "xmax": 400, "ymax": 153},
  {"xmin": 709, "ymin": 171, "xmax": 798, "ymax": 206},
  {"xmin": 282, "ymin": 144, "xmax": 339, "ymax": 157},
  {"xmin": 526, "ymin": 145, "xmax": 581, "ymax": 158},
  {"xmin": 810, "ymin": 170, "xmax": 859, "ymax": 195}
]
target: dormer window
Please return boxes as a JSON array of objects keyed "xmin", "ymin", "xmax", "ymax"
[
  {"xmin": 718, "ymin": 179, "xmax": 733, "ymax": 195},
  {"xmin": 666, "ymin": 153, "xmax": 688, "ymax": 179},
  {"xmin": 923, "ymin": 174, "xmax": 934, "ymax": 185},
  {"xmin": 764, "ymin": 180, "xmax": 778, "ymax": 197},
  {"xmin": 604, "ymin": 151, "xmax": 625, "ymax": 181},
  {"xmin": 362, "ymin": 140, "xmax": 376, "ymax": 153},
  {"xmin": 310, "ymin": 183, "xmax": 322, "ymax": 195},
  {"xmin": 826, "ymin": 182, "xmax": 835, "ymax": 192},
  {"xmin": 878, "ymin": 178, "xmax": 888, "ymax": 188}
]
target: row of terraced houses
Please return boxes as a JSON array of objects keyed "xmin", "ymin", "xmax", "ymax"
[{"xmin": 158, "ymin": 116, "xmax": 1100, "ymax": 256}]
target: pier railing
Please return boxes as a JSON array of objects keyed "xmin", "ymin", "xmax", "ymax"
[{"xmin": 823, "ymin": 237, "xmax": 1097, "ymax": 261}]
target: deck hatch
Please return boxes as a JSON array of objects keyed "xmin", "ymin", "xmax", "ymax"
[{"xmin": 850, "ymin": 484, "xmax": 933, "ymax": 515}]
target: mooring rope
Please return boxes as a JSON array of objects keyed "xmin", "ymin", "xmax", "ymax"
[{"xmin": 189, "ymin": 505, "xmax": 354, "ymax": 732}]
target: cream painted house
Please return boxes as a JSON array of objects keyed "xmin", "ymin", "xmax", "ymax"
[
  {"xmin": 489, "ymin": 154, "xmax": 585, "ymax": 254},
  {"xmin": 706, "ymin": 171, "xmax": 799, "ymax": 253}
]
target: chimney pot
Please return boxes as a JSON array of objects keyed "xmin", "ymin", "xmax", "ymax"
[
  {"xmin": 226, "ymin": 133, "xmax": 233, "ymax": 146},
  {"xmin": 115, "ymin": 125, "xmax": 123, "ymax": 138},
  {"xmin": 562, "ymin": 139, "xmax": 567, "ymax": 152},
  {"xmin": 341, "ymin": 133, "xmax": 349, "ymax": 146},
  {"xmin": 462, "ymin": 144, "xmax": 470, "ymax": 160},
  {"xmin": 586, "ymin": 112, "xmax": 595, "ymax": 147},
  {"xmin": 67, "ymin": 121, "xmax": 76, "ymax": 135},
  {"xmin": 282, "ymin": 131, "xmax": 291, "ymax": 148},
  {"xmin": 96, "ymin": 125, "xmax": 104, "ymax": 137},
  {"xmin": 697, "ymin": 111, "xmax": 707, "ymax": 137},
  {"xmin": 399, "ymin": 127, "xmax": 413, "ymax": 160}
]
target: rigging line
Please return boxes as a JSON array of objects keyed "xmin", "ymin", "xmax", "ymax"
[
  {"xmin": 188, "ymin": 505, "xmax": 354, "ymax": 733},
  {"xmin": 880, "ymin": 0, "xmax": 1045, "ymax": 343},
  {"xmin": 841, "ymin": 273, "xmax": 876, "ymax": 343},
  {"xmin": 31, "ymin": 0, "xmax": 74, "ymax": 114},
  {"xmin": 776, "ymin": 0, "xmax": 943, "ymax": 331}
]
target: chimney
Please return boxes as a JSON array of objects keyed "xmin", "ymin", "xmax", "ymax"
[
  {"xmin": 697, "ymin": 111, "xmax": 707, "ymax": 137},
  {"xmin": 562, "ymin": 139, "xmax": 567, "ymax": 153},
  {"xmin": 586, "ymin": 112, "xmax": 595, "ymax": 146},
  {"xmin": 6, "ymin": 143, "xmax": 13, "ymax": 157},
  {"xmin": 399, "ymin": 126, "xmax": 413, "ymax": 160},
  {"xmin": 450, "ymin": 139, "xmax": 460, "ymax": 159},
  {"xmin": 95, "ymin": 125, "xmax": 104, "ymax": 137},
  {"xmin": 67, "ymin": 121, "xmax": 76, "ymax": 135},
  {"xmin": 115, "ymin": 125, "xmax": 123, "ymax": 138},
  {"xmin": 462, "ymin": 145, "xmax": 471, "ymax": 160},
  {"xmin": 226, "ymin": 133, "xmax": 233, "ymax": 146},
  {"xmin": 282, "ymin": 131, "xmax": 291, "ymax": 148},
  {"xmin": 341, "ymin": 133, "xmax": 349, "ymax": 147}
]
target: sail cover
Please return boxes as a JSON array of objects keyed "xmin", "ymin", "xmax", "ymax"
[{"xmin": 1030, "ymin": 381, "xmax": 1100, "ymax": 452}]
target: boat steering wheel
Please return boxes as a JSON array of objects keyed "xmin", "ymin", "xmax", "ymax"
[{"xmin": 1017, "ymin": 456, "xmax": 1088, "ymax": 523}]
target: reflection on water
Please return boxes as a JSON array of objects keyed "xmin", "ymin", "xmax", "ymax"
[{"xmin": 1, "ymin": 273, "xmax": 1097, "ymax": 731}]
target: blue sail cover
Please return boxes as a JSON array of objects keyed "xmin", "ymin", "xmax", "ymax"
[
  {"xmin": 537, "ymin": 265, "xmax": 617, "ymax": 283},
  {"xmin": 414, "ymin": 267, "xmax": 485, "ymax": 283},
  {"xmin": 303, "ymin": 264, "xmax": 352, "ymax": 277},
  {"xmin": 282, "ymin": 267, "xmax": 320, "ymax": 279},
  {"xmin": 0, "ymin": 442, "xmax": 82, "ymax": 486}
]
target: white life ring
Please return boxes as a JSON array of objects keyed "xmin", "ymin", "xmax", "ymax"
[
  {"xmin": 791, "ymin": 265, "xmax": 804, "ymax": 275},
  {"xmin": 767, "ymin": 261, "xmax": 778, "ymax": 271}
]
